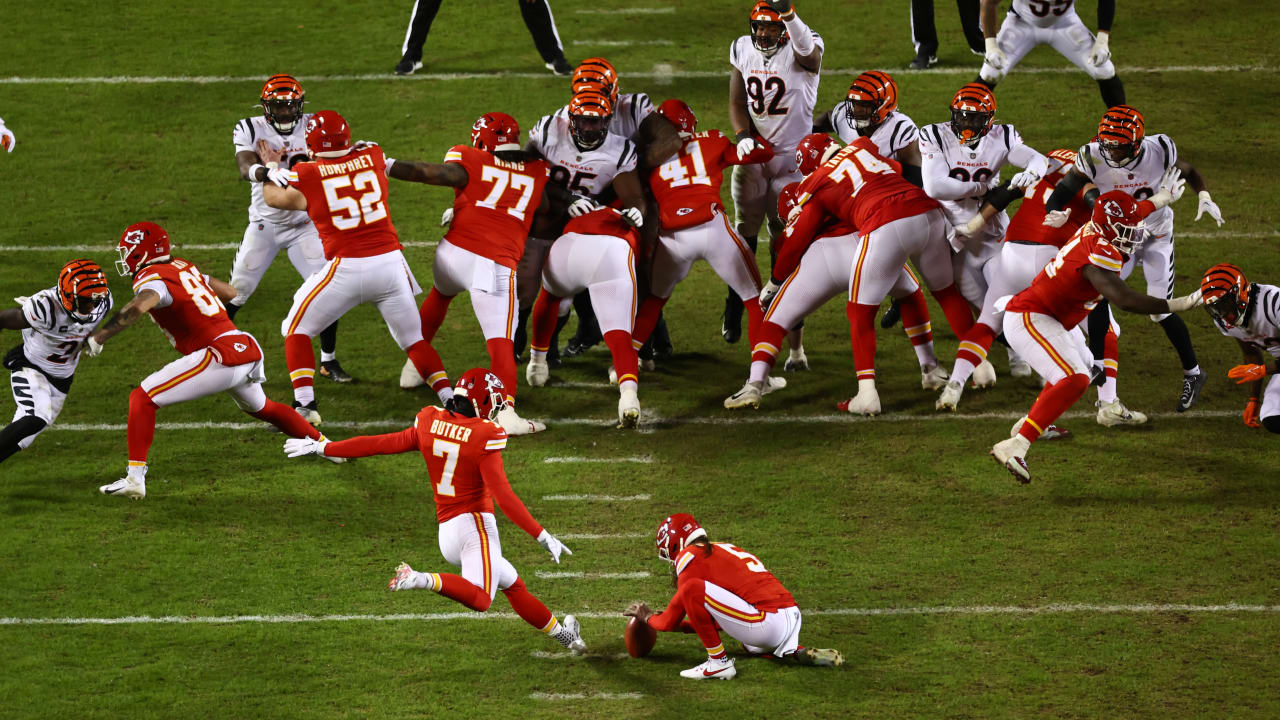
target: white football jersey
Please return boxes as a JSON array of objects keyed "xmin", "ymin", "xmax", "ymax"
[
  {"xmin": 17, "ymin": 287, "xmax": 112, "ymax": 379},
  {"xmin": 1213, "ymin": 283, "xmax": 1280, "ymax": 359},
  {"xmin": 1010, "ymin": 0, "xmax": 1081, "ymax": 29},
  {"xmin": 729, "ymin": 33, "xmax": 824, "ymax": 155},
  {"xmin": 1074, "ymin": 133, "xmax": 1178, "ymax": 229},
  {"xmin": 233, "ymin": 114, "xmax": 312, "ymax": 225},
  {"xmin": 920, "ymin": 122, "xmax": 1027, "ymax": 237},
  {"xmin": 830, "ymin": 107, "xmax": 919, "ymax": 161},
  {"xmin": 528, "ymin": 111, "xmax": 639, "ymax": 198}
]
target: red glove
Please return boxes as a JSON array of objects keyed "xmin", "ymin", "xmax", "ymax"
[
  {"xmin": 1244, "ymin": 397, "xmax": 1262, "ymax": 428},
  {"xmin": 1227, "ymin": 364, "xmax": 1267, "ymax": 385}
]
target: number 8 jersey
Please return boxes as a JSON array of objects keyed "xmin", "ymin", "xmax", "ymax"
[{"xmin": 290, "ymin": 144, "xmax": 402, "ymax": 260}]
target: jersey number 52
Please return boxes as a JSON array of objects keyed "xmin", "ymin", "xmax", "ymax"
[{"xmin": 322, "ymin": 170, "xmax": 388, "ymax": 230}]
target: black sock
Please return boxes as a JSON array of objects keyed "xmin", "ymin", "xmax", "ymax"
[
  {"xmin": 1159, "ymin": 314, "xmax": 1198, "ymax": 372},
  {"xmin": 513, "ymin": 308, "xmax": 531, "ymax": 357},
  {"xmin": 225, "ymin": 300, "xmax": 242, "ymax": 321},
  {"xmin": 0, "ymin": 415, "xmax": 47, "ymax": 464},
  {"xmin": 1098, "ymin": 76, "xmax": 1126, "ymax": 107},
  {"xmin": 319, "ymin": 321, "xmax": 339, "ymax": 357},
  {"xmin": 1087, "ymin": 302, "xmax": 1111, "ymax": 360}
]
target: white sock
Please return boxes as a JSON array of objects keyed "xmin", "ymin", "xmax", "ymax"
[
  {"xmin": 126, "ymin": 462, "xmax": 147, "ymax": 480},
  {"xmin": 950, "ymin": 358, "xmax": 977, "ymax": 385},
  {"xmin": 748, "ymin": 359, "xmax": 771, "ymax": 384},
  {"xmin": 619, "ymin": 379, "xmax": 638, "ymax": 394},
  {"xmin": 320, "ymin": 351, "xmax": 336, "ymax": 363},
  {"xmin": 1185, "ymin": 365, "xmax": 1201, "ymax": 376},
  {"xmin": 531, "ymin": 349, "xmax": 547, "ymax": 363},
  {"xmin": 294, "ymin": 386, "xmax": 315, "ymax": 405},
  {"xmin": 913, "ymin": 341, "xmax": 936, "ymax": 368},
  {"xmin": 1098, "ymin": 376, "xmax": 1118, "ymax": 404}
]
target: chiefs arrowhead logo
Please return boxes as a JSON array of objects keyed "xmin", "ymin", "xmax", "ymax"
[
  {"xmin": 676, "ymin": 207, "xmax": 693, "ymax": 216},
  {"xmin": 234, "ymin": 342, "xmax": 247, "ymax": 352},
  {"xmin": 1102, "ymin": 199, "xmax": 1125, "ymax": 218}
]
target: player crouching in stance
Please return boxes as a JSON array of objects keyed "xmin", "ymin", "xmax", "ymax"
[
  {"xmin": 0, "ymin": 260, "xmax": 111, "ymax": 464},
  {"xmin": 991, "ymin": 191, "xmax": 1202, "ymax": 482},
  {"xmin": 624, "ymin": 513, "xmax": 842, "ymax": 680},
  {"xmin": 93, "ymin": 222, "xmax": 334, "ymax": 499},
  {"xmin": 1201, "ymin": 264, "xmax": 1280, "ymax": 435},
  {"xmin": 282, "ymin": 368, "xmax": 587, "ymax": 654}
]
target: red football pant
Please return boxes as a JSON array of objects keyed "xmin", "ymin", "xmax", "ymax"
[{"xmin": 1018, "ymin": 373, "xmax": 1090, "ymax": 443}]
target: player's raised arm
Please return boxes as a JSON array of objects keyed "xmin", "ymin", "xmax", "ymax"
[{"xmin": 764, "ymin": 0, "xmax": 821, "ymax": 72}]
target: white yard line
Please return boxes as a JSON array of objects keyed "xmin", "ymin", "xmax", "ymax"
[
  {"xmin": 543, "ymin": 456, "xmax": 653, "ymax": 464},
  {"xmin": 534, "ymin": 571, "xmax": 651, "ymax": 580},
  {"xmin": 530, "ymin": 692, "xmax": 645, "ymax": 700},
  {"xmin": 531, "ymin": 650, "xmax": 631, "ymax": 660},
  {"xmin": 4, "ymin": 603, "xmax": 1276, "ymax": 627},
  {"xmin": 573, "ymin": 7, "xmax": 675, "ymax": 14},
  {"xmin": 570, "ymin": 39, "xmax": 674, "ymax": 46},
  {"xmin": 558, "ymin": 533, "xmax": 647, "ymax": 540},
  {"xmin": 541, "ymin": 494, "xmax": 652, "ymax": 502}
]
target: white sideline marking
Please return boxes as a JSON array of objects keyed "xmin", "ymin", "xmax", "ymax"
[
  {"xmin": 0, "ymin": 65, "xmax": 1271, "ymax": 85},
  {"xmin": 553, "ymin": 381, "xmax": 615, "ymax": 389},
  {"xmin": 543, "ymin": 456, "xmax": 653, "ymax": 464},
  {"xmin": 535, "ymin": 571, "xmax": 651, "ymax": 580},
  {"xmin": 573, "ymin": 7, "xmax": 675, "ymax": 14},
  {"xmin": 531, "ymin": 692, "xmax": 645, "ymax": 701},
  {"xmin": 541, "ymin": 494, "xmax": 652, "ymax": 502},
  {"xmin": 531, "ymin": 650, "xmax": 630, "ymax": 660},
  {"xmin": 571, "ymin": 39, "xmax": 674, "ymax": 46},
  {"xmin": 559, "ymin": 533, "xmax": 647, "ymax": 540},
  {"xmin": 4, "ymin": 603, "xmax": 1276, "ymax": 627}
]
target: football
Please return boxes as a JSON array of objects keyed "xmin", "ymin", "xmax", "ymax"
[{"xmin": 625, "ymin": 616, "xmax": 658, "ymax": 658}]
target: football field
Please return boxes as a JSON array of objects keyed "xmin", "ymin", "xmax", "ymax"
[{"xmin": 2, "ymin": 1, "xmax": 1279, "ymax": 717}]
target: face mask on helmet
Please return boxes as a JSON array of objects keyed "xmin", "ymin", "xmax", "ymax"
[
  {"xmin": 748, "ymin": 2, "xmax": 788, "ymax": 56},
  {"xmin": 846, "ymin": 100, "xmax": 879, "ymax": 130},
  {"xmin": 1099, "ymin": 139, "xmax": 1139, "ymax": 168},
  {"xmin": 1200, "ymin": 264, "xmax": 1250, "ymax": 328},
  {"xmin": 452, "ymin": 368, "xmax": 507, "ymax": 420},
  {"xmin": 950, "ymin": 109, "xmax": 993, "ymax": 146},
  {"xmin": 655, "ymin": 513, "xmax": 707, "ymax": 563},
  {"xmin": 58, "ymin": 259, "xmax": 109, "ymax": 322},
  {"xmin": 261, "ymin": 74, "xmax": 305, "ymax": 134},
  {"xmin": 1091, "ymin": 193, "xmax": 1146, "ymax": 255},
  {"xmin": 1097, "ymin": 105, "xmax": 1145, "ymax": 168},
  {"xmin": 115, "ymin": 222, "xmax": 172, "ymax": 277},
  {"xmin": 569, "ymin": 92, "xmax": 612, "ymax": 152}
]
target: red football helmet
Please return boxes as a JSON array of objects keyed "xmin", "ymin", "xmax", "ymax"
[
  {"xmin": 57, "ymin": 259, "xmax": 109, "ymax": 321},
  {"xmin": 261, "ymin": 73, "xmax": 306, "ymax": 133},
  {"xmin": 950, "ymin": 83, "xmax": 997, "ymax": 146},
  {"xmin": 571, "ymin": 57, "xmax": 619, "ymax": 105},
  {"xmin": 305, "ymin": 110, "xmax": 351, "ymax": 158},
  {"xmin": 1091, "ymin": 190, "xmax": 1147, "ymax": 255},
  {"xmin": 452, "ymin": 367, "xmax": 508, "ymax": 421},
  {"xmin": 1200, "ymin": 263, "xmax": 1251, "ymax": 329},
  {"xmin": 656, "ymin": 513, "xmax": 708, "ymax": 563},
  {"xmin": 777, "ymin": 182, "xmax": 802, "ymax": 223},
  {"xmin": 115, "ymin": 222, "xmax": 172, "ymax": 277},
  {"xmin": 1097, "ymin": 105, "xmax": 1145, "ymax": 168},
  {"xmin": 656, "ymin": 98, "xmax": 697, "ymax": 138},
  {"xmin": 748, "ymin": 1, "xmax": 789, "ymax": 56},
  {"xmin": 795, "ymin": 132, "xmax": 839, "ymax": 176},
  {"xmin": 845, "ymin": 70, "xmax": 898, "ymax": 130},
  {"xmin": 568, "ymin": 90, "xmax": 613, "ymax": 152},
  {"xmin": 471, "ymin": 112, "xmax": 521, "ymax": 153}
]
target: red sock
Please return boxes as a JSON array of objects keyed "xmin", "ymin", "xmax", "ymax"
[
  {"xmin": 406, "ymin": 340, "xmax": 451, "ymax": 395},
  {"xmin": 632, "ymin": 296, "xmax": 667, "ymax": 348},
  {"xmin": 1104, "ymin": 328, "xmax": 1119, "ymax": 379},
  {"xmin": 501, "ymin": 577, "xmax": 555, "ymax": 631},
  {"xmin": 486, "ymin": 338, "xmax": 517, "ymax": 398},
  {"xmin": 603, "ymin": 330, "xmax": 639, "ymax": 385},
  {"xmin": 127, "ymin": 387, "xmax": 158, "ymax": 464},
  {"xmin": 744, "ymin": 296, "xmax": 764, "ymax": 350},
  {"xmin": 898, "ymin": 289, "xmax": 933, "ymax": 346},
  {"xmin": 1020, "ymin": 373, "xmax": 1090, "ymax": 442},
  {"xmin": 250, "ymin": 398, "xmax": 322, "ymax": 439},
  {"xmin": 957, "ymin": 322, "xmax": 998, "ymax": 368},
  {"xmin": 283, "ymin": 333, "xmax": 316, "ymax": 392},
  {"xmin": 929, "ymin": 284, "xmax": 975, "ymax": 338},
  {"xmin": 529, "ymin": 290, "xmax": 562, "ymax": 352},
  {"xmin": 845, "ymin": 302, "xmax": 879, "ymax": 382},
  {"xmin": 435, "ymin": 573, "xmax": 493, "ymax": 612},
  {"xmin": 675, "ymin": 577, "xmax": 725, "ymax": 656},
  {"xmin": 418, "ymin": 289, "xmax": 453, "ymax": 343},
  {"xmin": 752, "ymin": 321, "xmax": 788, "ymax": 367}
]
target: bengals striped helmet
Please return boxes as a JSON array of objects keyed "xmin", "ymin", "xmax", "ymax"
[
  {"xmin": 1090, "ymin": 190, "xmax": 1146, "ymax": 255},
  {"xmin": 795, "ymin": 132, "xmax": 839, "ymax": 176},
  {"xmin": 656, "ymin": 98, "xmax": 697, "ymax": 138},
  {"xmin": 656, "ymin": 513, "xmax": 707, "ymax": 563},
  {"xmin": 568, "ymin": 90, "xmax": 613, "ymax": 152},
  {"xmin": 1201, "ymin": 263, "xmax": 1251, "ymax": 328},
  {"xmin": 749, "ymin": 1, "xmax": 789, "ymax": 56},
  {"xmin": 260, "ymin": 74, "xmax": 306, "ymax": 133},
  {"xmin": 1097, "ymin": 105, "xmax": 1145, "ymax": 168},
  {"xmin": 471, "ymin": 112, "xmax": 521, "ymax": 153},
  {"xmin": 950, "ymin": 83, "xmax": 997, "ymax": 146},
  {"xmin": 845, "ymin": 71, "xmax": 898, "ymax": 130},
  {"xmin": 58, "ymin": 259, "xmax": 109, "ymax": 321},
  {"xmin": 571, "ymin": 57, "xmax": 619, "ymax": 105}
]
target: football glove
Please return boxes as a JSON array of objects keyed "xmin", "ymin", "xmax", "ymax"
[
  {"xmin": 762, "ymin": 0, "xmax": 792, "ymax": 14},
  {"xmin": 0, "ymin": 124, "xmax": 14, "ymax": 153},
  {"xmin": 1042, "ymin": 209, "xmax": 1070, "ymax": 228},
  {"xmin": 440, "ymin": 207, "xmax": 454, "ymax": 227},
  {"xmin": 1195, "ymin": 190, "xmax": 1224, "ymax": 226},
  {"xmin": 955, "ymin": 213, "xmax": 986, "ymax": 238},
  {"xmin": 85, "ymin": 336, "xmax": 105, "ymax": 357},
  {"xmin": 759, "ymin": 280, "xmax": 781, "ymax": 310},
  {"xmin": 537, "ymin": 529, "xmax": 573, "ymax": 564},
  {"xmin": 984, "ymin": 38, "xmax": 1007, "ymax": 70},
  {"xmin": 1244, "ymin": 397, "xmax": 1262, "ymax": 428},
  {"xmin": 735, "ymin": 130, "xmax": 761, "ymax": 160},
  {"xmin": 1088, "ymin": 31, "xmax": 1111, "ymax": 67},
  {"xmin": 1227, "ymin": 363, "xmax": 1267, "ymax": 385},
  {"xmin": 284, "ymin": 436, "xmax": 329, "ymax": 458},
  {"xmin": 619, "ymin": 207, "xmax": 644, "ymax": 228},
  {"xmin": 567, "ymin": 196, "xmax": 597, "ymax": 218},
  {"xmin": 1009, "ymin": 170, "xmax": 1040, "ymax": 189},
  {"xmin": 1149, "ymin": 167, "xmax": 1186, "ymax": 209},
  {"xmin": 265, "ymin": 167, "xmax": 293, "ymax": 188},
  {"xmin": 1166, "ymin": 289, "xmax": 1203, "ymax": 313}
]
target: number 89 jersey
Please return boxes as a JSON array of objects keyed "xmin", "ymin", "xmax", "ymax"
[
  {"xmin": 18, "ymin": 287, "xmax": 113, "ymax": 380},
  {"xmin": 290, "ymin": 144, "xmax": 401, "ymax": 260},
  {"xmin": 730, "ymin": 31, "xmax": 824, "ymax": 154},
  {"xmin": 132, "ymin": 259, "xmax": 237, "ymax": 355}
]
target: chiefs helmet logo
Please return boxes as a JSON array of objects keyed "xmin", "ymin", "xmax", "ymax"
[
  {"xmin": 1102, "ymin": 199, "xmax": 1125, "ymax": 218},
  {"xmin": 122, "ymin": 229, "xmax": 145, "ymax": 247},
  {"xmin": 305, "ymin": 116, "xmax": 320, "ymax": 134}
]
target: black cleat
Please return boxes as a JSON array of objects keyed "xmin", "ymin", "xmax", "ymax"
[
  {"xmin": 1176, "ymin": 370, "xmax": 1207, "ymax": 412},
  {"xmin": 562, "ymin": 339, "xmax": 595, "ymax": 358},
  {"xmin": 908, "ymin": 54, "xmax": 938, "ymax": 70},
  {"xmin": 722, "ymin": 295, "xmax": 744, "ymax": 344},
  {"xmin": 395, "ymin": 58, "xmax": 423, "ymax": 75},
  {"xmin": 880, "ymin": 299, "xmax": 902, "ymax": 329},
  {"xmin": 545, "ymin": 57, "xmax": 573, "ymax": 76},
  {"xmin": 319, "ymin": 360, "xmax": 354, "ymax": 383}
]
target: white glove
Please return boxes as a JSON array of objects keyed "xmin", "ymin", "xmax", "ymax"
[
  {"xmin": 956, "ymin": 213, "xmax": 986, "ymax": 238},
  {"xmin": 1088, "ymin": 31, "xmax": 1111, "ymax": 67},
  {"xmin": 1042, "ymin": 209, "xmax": 1070, "ymax": 228},
  {"xmin": 1195, "ymin": 190, "xmax": 1224, "ymax": 226},
  {"xmin": 619, "ymin": 207, "xmax": 643, "ymax": 228},
  {"xmin": 984, "ymin": 38, "xmax": 1007, "ymax": 70},
  {"xmin": 284, "ymin": 437, "xmax": 329, "ymax": 458},
  {"xmin": 567, "ymin": 196, "xmax": 597, "ymax": 218},
  {"xmin": 85, "ymin": 336, "xmax": 105, "ymax": 357},
  {"xmin": 440, "ymin": 207, "xmax": 454, "ymax": 227},
  {"xmin": 537, "ymin": 529, "xmax": 572, "ymax": 564},
  {"xmin": 1148, "ymin": 167, "xmax": 1186, "ymax": 209},
  {"xmin": 1009, "ymin": 170, "xmax": 1040, "ymax": 189},
  {"xmin": 736, "ymin": 135, "xmax": 761, "ymax": 159},
  {"xmin": 0, "ymin": 124, "xmax": 13, "ymax": 153},
  {"xmin": 759, "ymin": 280, "xmax": 781, "ymax": 310},
  {"xmin": 265, "ymin": 167, "xmax": 293, "ymax": 188},
  {"xmin": 1166, "ymin": 289, "xmax": 1203, "ymax": 313},
  {"xmin": 352, "ymin": 139, "xmax": 379, "ymax": 151}
]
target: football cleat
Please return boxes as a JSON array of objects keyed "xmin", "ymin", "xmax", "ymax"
[
  {"xmin": 319, "ymin": 360, "xmax": 354, "ymax": 383},
  {"xmin": 1096, "ymin": 399, "xmax": 1148, "ymax": 426},
  {"xmin": 1176, "ymin": 370, "xmax": 1206, "ymax": 412},
  {"xmin": 562, "ymin": 338, "xmax": 595, "ymax": 358},
  {"xmin": 394, "ymin": 59, "xmax": 423, "ymax": 76},
  {"xmin": 970, "ymin": 359, "xmax": 998, "ymax": 388},
  {"xmin": 880, "ymin": 299, "xmax": 902, "ymax": 328},
  {"xmin": 526, "ymin": 359, "xmax": 550, "ymax": 388},
  {"xmin": 99, "ymin": 476, "xmax": 145, "ymax": 499},
  {"xmin": 783, "ymin": 348, "xmax": 809, "ymax": 372},
  {"xmin": 1010, "ymin": 417, "xmax": 1072, "ymax": 441},
  {"xmin": 990, "ymin": 436, "xmax": 1031, "ymax": 484},
  {"xmin": 838, "ymin": 386, "xmax": 881, "ymax": 416},
  {"xmin": 724, "ymin": 382, "xmax": 763, "ymax": 410},
  {"xmin": 921, "ymin": 364, "xmax": 950, "ymax": 390},
  {"xmin": 399, "ymin": 357, "xmax": 426, "ymax": 389},
  {"xmin": 561, "ymin": 614, "xmax": 588, "ymax": 655},
  {"xmin": 680, "ymin": 656, "xmax": 736, "ymax": 680},
  {"xmin": 388, "ymin": 562, "xmax": 416, "ymax": 591},
  {"xmin": 1009, "ymin": 359, "xmax": 1034, "ymax": 378},
  {"xmin": 762, "ymin": 375, "xmax": 787, "ymax": 395},
  {"xmin": 496, "ymin": 405, "xmax": 546, "ymax": 436},
  {"xmin": 790, "ymin": 646, "xmax": 845, "ymax": 667},
  {"xmin": 908, "ymin": 54, "xmax": 939, "ymax": 70},
  {"xmin": 617, "ymin": 387, "xmax": 641, "ymax": 429},
  {"xmin": 293, "ymin": 401, "xmax": 321, "ymax": 426},
  {"xmin": 936, "ymin": 380, "xmax": 963, "ymax": 411},
  {"xmin": 545, "ymin": 57, "xmax": 573, "ymax": 76}
]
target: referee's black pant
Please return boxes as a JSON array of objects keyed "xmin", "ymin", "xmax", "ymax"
[
  {"xmin": 400, "ymin": 0, "xmax": 567, "ymax": 65},
  {"xmin": 910, "ymin": 0, "xmax": 985, "ymax": 58}
]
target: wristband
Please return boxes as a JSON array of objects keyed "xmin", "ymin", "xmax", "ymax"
[{"xmin": 249, "ymin": 163, "xmax": 266, "ymax": 181}]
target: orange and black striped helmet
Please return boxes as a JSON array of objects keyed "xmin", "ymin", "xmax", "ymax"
[
  {"xmin": 845, "ymin": 71, "xmax": 898, "ymax": 130},
  {"xmin": 260, "ymin": 73, "xmax": 306, "ymax": 133},
  {"xmin": 1201, "ymin": 263, "xmax": 1251, "ymax": 328},
  {"xmin": 58, "ymin": 259, "xmax": 109, "ymax": 320},
  {"xmin": 748, "ymin": 1, "xmax": 789, "ymax": 56},
  {"xmin": 950, "ymin": 83, "xmax": 996, "ymax": 146},
  {"xmin": 572, "ymin": 57, "xmax": 619, "ymax": 105},
  {"xmin": 568, "ymin": 90, "xmax": 613, "ymax": 152},
  {"xmin": 1097, "ymin": 105, "xmax": 1145, "ymax": 167}
]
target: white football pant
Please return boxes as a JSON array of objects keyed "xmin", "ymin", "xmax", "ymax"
[
  {"xmin": 651, "ymin": 209, "xmax": 761, "ymax": 301},
  {"xmin": 230, "ymin": 219, "xmax": 326, "ymax": 303},
  {"xmin": 541, "ymin": 232, "xmax": 636, "ymax": 335},
  {"xmin": 979, "ymin": 8, "xmax": 1117, "ymax": 83},
  {"xmin": 431, "ymin": 239, "xmax": 518, "ymax": 341},
  {"xmin": 140, "ymin": 332, "xmax": 269, "ymax": 412},
  {"xmin": 702, "ymin": 580, "xmax": 802, "ymax": 657},
  {"xmin": 281, "ymin": 250, "xmax": 424, "ymax": 348},
  {"xmin": 438, "ymin": 511, "xmax": 520, "ymax": 601},
  {"xmin": 7, "ymin": 368, "xmax": 66, "ymax": 449}
]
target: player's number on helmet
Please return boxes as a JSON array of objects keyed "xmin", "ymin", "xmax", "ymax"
[
  {"xmin": 321, "ymin": 171, "xmax": 388, "ymax": 230},
  {"xmin": 831, "ymin": 148, "xmax": 896, "ymax": 193},
  {"xmin": 745, "ymin": 76, "xmax": 789, "ymax": 117},
  {"xmin": 179, "ymin": 267, "xmax": 225, "ymax": 317},
  {"xmin": 477, "ymin": 166, "xmax": 536, "ymax": 220},
  {"xmin": 432, "ymin": 439, "xmax": 460, "ymax": 497},
  {"xmin": 1026, "ymin": 0, "xmax": 1073, "ymax": 17},
  {"xmin": 657, "ymin": 142, "xmax": 713, "ymax": 189}
]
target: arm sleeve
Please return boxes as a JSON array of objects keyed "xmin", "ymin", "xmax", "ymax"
[
  {"xmin": 1045, "ymin": 170, "xmax": 1090, "ymax": 213},
  {"xmin": 480, "ymin": 451, "xmax": 543, "ymax": 539},
  {"xmin": 783, "ymin": 13, "xmax": 816, "ymax": 59},
  {"xmin": 646, "ymin": 588, "xmax": 690, "ymax": 633},
  {"xmin": 21, "ymin": 294, "xmax": 57, "ymax": 331},
  {"xmin": 324, "ymin": 427, "xmax": 418, "ymax": 458},
  {"xmin": 984, "ymin": 180, "xmax": 1023, "ymax": 212},
  {"xmin": 771, "ymin": 195, "xmax": 825, "ymax": 281},
  {"xmin": 1097, "ymin": 0, "xmax": 1115, "ymax": 32},
  {"xmin": 922, "ymin": 165, "xmax": 988, "ymax": 200}
]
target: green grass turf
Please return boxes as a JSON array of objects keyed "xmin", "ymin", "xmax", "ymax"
[{"xmin": 2, "ymin": 0, "xmax": 1280, "ymax": 718}]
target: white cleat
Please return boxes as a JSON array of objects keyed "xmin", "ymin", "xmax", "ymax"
[
  {"xmin": 561, "ymin": 614, "xmax": 588, "ymax": 656},
  {"xmin": 99, "ymin": 476, "xmax": 145, "ymax": 500},
  {"xmin": 617, "ymin": 387, "xmax": 640, "ymax": 429},
  {"xmin": 526, "ymin": 359, "xmax": 550, "ymax": 387},
  {"xmin": 388, "ymin": 562, "xmax": 416, "ymax": 591},
  {"xmin": 680, "ymin": 656, "xmax": 736, "ymax": 680},
  {"xmin": 921, "ymin": 364, "xmax": 950, "ymax": 391},
  {"xmin": 1096, "ymin": 399, "xmax": 1148, "ymax": 427},
  {"xmin": 724, "ymin": 382, "xmax": 763, "ymax": 410},
  {"xmin": 838, "ymin": 386, "xmax": 881, "ymax": 416},
  {"xmin": 971, "ymin": 360, "xmax": 998, "ymax": 388},
  {"xmin": 293, "ymin": 402, "xmax": 322, "ymax": 426},
  {"xmin": 783, "ymin": 348, "xmax": 809, "ymax": 372},
  {"xmin": 990, "ymin": 436, "xmax": 1031, "ymax": 484},
  {"xmin": 761, "ymin": 375, "xmax": 787, "ymax": 395},
  {"xmin": 1010, "ymin": 417, "xmax": 1071, "ymax": 441},
  {"xmin": 399, "ymin": 357, "xmax": 426, "ymax": 389},
  {"xmin": 1009, "ymin": 359, "xmax": 1034, "ymax": 378},
  {"xmin": 496, "ymin": 404, "xmax": 546, "ymax": 436},
  {"xmin": 640, "ymin": 357, "xmax": 656, "ymax": 372},
  {"xmin": 935, "ymin": 380, "xmax": 963, "ymax": 411}
]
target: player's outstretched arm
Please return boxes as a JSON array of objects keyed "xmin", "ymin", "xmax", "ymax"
[
  {"xmin": 639, "ymin": 112, "xmax": 683, "ymax": 170},
  {"xmin": 87, "ymin": 289, "xmax": 161, "ymax": 354},
  {"xmin": 0, "ymin": 308, "xmax": 30, "ymax": 331},
  {"xmin": 262, "ymin": 182, "xmax": 307, "ymax": 211},
  {"xmin": 289, "ymin": 427, "xmax": 419, "ymax": 460},
  {"xmin": 386, "ymin": 159, "xmax": 468, "ymax": 188},
  {"xmin": 1084, "ymin": 265, "xmax": 1199, "ymax": 316},
  {"xmin": 206, "ymin": 276, "xmax": 239, "ymax": 305}
]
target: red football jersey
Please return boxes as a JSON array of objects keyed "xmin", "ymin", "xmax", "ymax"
[
  {"xmin": 674, "ymin": 542, "xmax": 796, "ymax": 613},
  {"xmin": 291, "ymin": 145, "xmax": 401, "ymax": 259},
  {"xmin": 1004, "ymin": 168, "xmax": 1091, "ymax": 248},
  {"xmin": 132, "ymin": 259, "xmax": 237, "ymax": 355},
  {"xmin": 648, "ymin": 130, "xmax": 774, "ymax": 232},
  {"xmin": 563, "ymin": 207, "xmax": 641, "ymax": 251},
  {"xmin": 443, "ymin": 145, "xmax": 551, "ymax": 269},
  {"xmin": 1005, "ymin": 225, "xmax": 1126, "ymax": 329}
]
